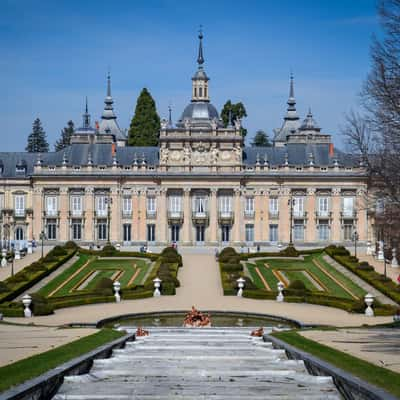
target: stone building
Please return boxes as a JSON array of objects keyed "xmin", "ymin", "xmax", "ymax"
[{"xmin": 0, "ymin": 33, "xmax": 369, "ymax": 248}]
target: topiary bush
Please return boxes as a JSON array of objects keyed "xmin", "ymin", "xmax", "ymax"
[
  {"xmin": 280, "ymin": 245, "xmax": 299, "ymax": 257},
  {"xmin": 94, "ymin": 277, "xmax": 114, "ymax": 296},
  {"xmin": 160, "ymin": 247, "xmax": 182, "ymax": 265},
  {"xmin": 100, "ymin": 245, "xmax": 117, "ymax": 256},
  {"xmin": 51, "ymin": 246, "xmax": 67, "ymax": 256},
  {"xmin": 0, "ymin": 281, "xmax": 9, "ymax": 293},
  {"xmin": 285, "ymin": 280, "xmax": 308, "ymax": 296},
  {"xmin": 64, "ymin": 241, "xmax": 78, "ymax": 249},
  {"xmin": 221, "ymin": 263, "xmax": 243, "ymax": 273},
  {"xmin": 30, "ymin": 293, "xmax": 54, "ymax": 315},
  {"xmin": 357, "ymin": 262, "xmax": 374, "ymax": 271},
  {"xmin": 219, "ymin": 247, "xmax": 237, "ymax": 263}
]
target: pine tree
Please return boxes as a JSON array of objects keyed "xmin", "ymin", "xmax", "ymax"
[
  {"xmin": 251, "ymin": 130, "xmax": 272, "ymax": 147},
  {"xmin": 128, "ymin": 88, "xmax": 160, "ymax": 146},
  {"xmin": 26, "ymin": 118, "xmax": 49, "ymax": 153},
  {"xmin": 55, "ymin": 120, "xmax": 74, "ymax": 151},
  {"xmin": 220, "ymin": 100, "xmax": 248, "ymax": 138}
]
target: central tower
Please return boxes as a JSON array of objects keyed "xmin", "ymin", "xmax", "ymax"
[{"xmin": 159, "ymin": 30, "xmax": 243, "ymax": 172}]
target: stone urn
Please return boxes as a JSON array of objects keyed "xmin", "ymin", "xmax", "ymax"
[
  {"xmin": 153, "ymin": 277, "xmax": 162, "ymax": 297},
  {"xmin": 391, "ymin": 248, "xmax": 399, "ymax": 268},
  {"xmin": 1, "ymin": 249, "xmax": 7, "ymax": 267},
  {"xmin": 364, "ymin": 293, "xmax": 374, "ymax": 317},
  {"xmin": 276, "ymin": 281, "xmax": 285, "ymax": 302},
  {"xmin": 22, "ymin": 294, "xmax": 32, "ymax": 317},
  {"xmin": 236, "ymin": 277, "xmax": 245, "ymax": 297},
  {"xmin": 113, "ymin": 280, "xmax": 121, "ymax": 302}
]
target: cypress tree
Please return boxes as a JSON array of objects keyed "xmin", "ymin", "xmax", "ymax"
[
  {"xmin": 55, "ymin": 120, "xmax": 74, "ymax": 151},
  {"xmin": 26, "ymin": 118, "xmax": 49, "ymax": 153},
  {"xmin": 128, "ymin": 88, "xmax": 160, "ymax": 146}
]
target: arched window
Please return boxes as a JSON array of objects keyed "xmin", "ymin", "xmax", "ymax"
[
  {"xmin": 15, "ymin": 227, "xmax": 24, "ymax": 241},
  {"xmin": 199, "ymin": 87, "xmax": 203, "ymax": 97},
  {"xmin": 204, "ymin": 87, "xmax": 207, "ymax": 98},
  {"xmin": 194, "ymin": 87, "xmax": 197, "ymax": 97}
]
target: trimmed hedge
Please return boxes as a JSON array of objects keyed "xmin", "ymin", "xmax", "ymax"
[
  {"xmin": 0, "ymin": 246, "xmax": 76, "ymax": 303},
  {"xmin": 326, "ymin": 245, "xmax": 400, "ymax": 305}
]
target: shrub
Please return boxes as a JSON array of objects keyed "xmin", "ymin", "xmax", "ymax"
[
  {"xmin": 30, "ymin": 293, "xmax": 54, "ymax": 315},
  {"xmin": 221, "ymin": 263, "xmax": 243, "ymax": 273},
  {"xmin": 227, "ymin": 255, "xmax": 241, "ymax": 264},
  {"xmin": 242, "ymin": 276, "xmax": 257, "ymax": 290},
  {"xmin": 64, "ymin": 241, "xmax": 78, "ymax": 249},
  {"xmin": 94, "ymin": 277, "xmax": 114, "ymax": 296},
  {"xmin": 51, "ymin": 246, "xmax": 67, "ymax": 256},
  {"xmin": 160, "ymin": 247, "xmax": 182, "ymax": 265},
  {"xmin": 357, "ymin": 262, "xmax": 374, "ymax": 271},
  {"xmin": 280, "ymin": 245, "xmax": 299, "ymax": 257},
  {"xmin": 7, "ymin": 272, "xmax": 29, "ymax": 284},
  {"xmin": 100, "ymin": 245, "xmax": 117, "ymax": 256},
  {"xmin": 0, "ymin": 282, "xmax": 9, "ymax": 293},
  {"xmin": 161, "ymin": 281, "xmax": 176, "ymax": 295},
  {"xmin": 285, "ymin": 280, "xmax": 308, "ymax": 296},
  {"xmin": 219, "ymin": 247, "xmax": 237, "ymax": 263},
  {"xmin": 43, "ymin": 254, "xmax": 59, "ymax": 263},
  {"xmin": 349, "ymin": 256, "xmax": 358, "ymax": 263}
]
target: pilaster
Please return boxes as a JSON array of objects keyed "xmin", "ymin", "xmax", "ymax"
[
  {"xmin": 279, "ymin": 187, "xmax": 290, "ymax": 244},
  {"xmin": 306, "ymin": 188, "xmax": 316, "ymax": 242},
  {"xmin": 331, "ymin": 187, "xmax": 341, "ymax": 242},
  {"xmin": 59, "ymin": 187, "xmax": 69, "ymax": 241},
  {"xmin": 110, "ymin": 187, "xmax": 119, "ymax": 242},
  {"xmin": 84, "ymin": 187, "xmax": 93, "ymax": 242},
  {"xmin": 157, "ymin": 188, "xmax": 167, "ymax": 244},
  {"xmin": 254, "ymin": 190, "xmax": 263, "ymax": 243},
  {"xmin": 182, "ymin": 187, "xmax": 191, "ymax": 244},
  {"xmin": 233, "ymin": 187, "xmax": 241, "ymax": 244},
  {"xmin": 209, "ymin": 188, "xmax": 218, "ymax": 244},
  {"xmin": 356, "ymin": 187, "xmax": 368, "ymax": 241}
]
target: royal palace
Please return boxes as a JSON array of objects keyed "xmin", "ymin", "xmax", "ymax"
[{"xmin": 0, "ymin": 34, "xmax": 370, "ymax": 248}]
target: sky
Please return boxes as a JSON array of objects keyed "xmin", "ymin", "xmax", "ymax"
[{"xmin": 0, "ymin": 0, "xmax": 380, "ymax": 151}]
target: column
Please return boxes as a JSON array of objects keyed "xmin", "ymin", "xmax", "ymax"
[
  {"xmin": 59, "ymin": 187, "xmax": 69, "ymax": 241},
  {"xmin": 182, "ymin": 187, "xmax": 191, "ymax": 244},
  {"xmin": 356, "ymin": 187, "xmax": 368, "ymax": 242},
  {"xmin": 254, "ymin": 190, "xmax": 263, "ymax": 243},
  {"xmin": 331, "ymin": 187, "xmax": 341, "ymax": 242},
  {"xmin": 306, "ymin": 188, "xmax": 316, "ymax": 243},
  {"xmin": 132, "ymin": 189, "xmax": 140, "ymax": 242},
  {"xmin": 262, "ymin": 189, "xmax": 270, "ymax": 242},
  {"xmin": 84, "ymin": 187, "xmax": 93, "ymax": 243},
  {"xmin": 279, "ymin": 187, "xmax": 290, "ymax": 244},
  {"xmin": 209, "ymin": 188, "xmax": 218, "ymax": 244},
  {"xmin": 138, "ymin": 188, "xmax": 147, "ymax": 242},
  {"xmin": 110, "ymin": 187, "xmax": 119, "ymax": 242},
  {"xmin": 233, "ymin": 187, "xmax": 241, "ymax": 244},
  {"xmin": 32, "ymin": 188, "xmax": 42, "ymax": 242},
  {"xmin": 157, "ymin": 188, "xmax": 167, "ymax": 245}
]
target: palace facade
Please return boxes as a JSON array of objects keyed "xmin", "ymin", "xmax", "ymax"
[{"xmin": 0, "ymin": 33, "xmax": 370, "ymax": 248}]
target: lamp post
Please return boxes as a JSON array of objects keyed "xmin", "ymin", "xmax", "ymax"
[
  {"xmin": 352, "ymin": 230, "xmax": 359, "ymax": 259},
  {"xmin": 288, "ymin": 196, "xmax": 295, "ymax": 246},
  {"xmin": 105, "ymin": 196, "xmax": 113, "ymax": 244},
  {"xmin": 10, "ymin": 249, "xmax": 15, "ymax": 277},
  {"xmin": 39, "ymin": 230, "xmax": 45, "ymax": 259}
]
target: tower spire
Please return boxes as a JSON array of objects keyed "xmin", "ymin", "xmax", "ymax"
[
  {"xmin": 197, "ymin": 26, "xmax": 204, "ymax": 67},
  {"xmin": 102, "ymin": 72, "xmax": 116, "ymax": 118},
  {"xmin": 168, "ymin": 104, "xmax": 173, "ymax": 127},
  {"xmin": 284, "ymin": 73, "xmax": 299, "ymax": 120},
  {"xmin": 83, "ymin": 97, "xmax": 91, "ymax": 129},
  {"xmin": 107, "ymin": 70, "xmax": 111, "ymax": 97}
]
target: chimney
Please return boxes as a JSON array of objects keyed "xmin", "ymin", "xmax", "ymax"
[{"xmin": 329, "ymin": 143, "xmax": 334, "ymax": 157}]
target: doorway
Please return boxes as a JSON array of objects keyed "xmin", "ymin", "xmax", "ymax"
[
  {"xmin": 221, "ymin": 225, "xmax": 230, "ymax": 243},
  {"xmin": 171, "ymin": 224, "xmax": 180, "ymax": 243},
  {"xmin": 196, "ymin": 225, "xmax": 205, "ymax": 243}
]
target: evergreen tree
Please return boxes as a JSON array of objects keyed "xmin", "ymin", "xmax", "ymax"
[
  {"xmin": 128, "ymin": 88, "xmax": 160, "ymax": 146},
  {"xmin": 251, "ymin": 130, "xmax": 272, "ymax": 147},
  {"xmin": 26, "ymin": 118, "xmax": 49, "ymax": 153},
  {"xmin": 220, "ymin": 100, "xmax": 248, "ymax": 138},
  {"xmin": 55, "ymin": 120, "xmax": 74, "ymax": 151}
]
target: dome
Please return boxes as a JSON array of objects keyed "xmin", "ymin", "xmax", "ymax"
[{"xmin": 180, "ymin": 102, "xmax": 219, "ymax": 121}]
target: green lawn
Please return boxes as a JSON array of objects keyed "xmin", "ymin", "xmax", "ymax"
[
  {"xmin": 0, "ymin": 329, "xmax": 125, "ymax": 393},
  {"xmin": 246, "ymin": 252, "xmax": 366, "ymax": 300},
  {"xmin": 38, "ymin": 255, "xmax": 152, "ymax": 298},
  {"xmin": 272, "ymin": 330, "xmax": 400, "ymax": 398}
]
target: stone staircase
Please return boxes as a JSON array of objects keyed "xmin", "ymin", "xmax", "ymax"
[{"xmin": 53, "ymin": 328, "xmax": 341, "ymax": 399}]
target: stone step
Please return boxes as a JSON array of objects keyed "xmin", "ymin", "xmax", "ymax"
[
  {"xmin": 54, "ymin": 395, "xmax": 340, "ymax": 400},
  {"xmin": 127, "ymin": 338, "xmax": 262, "ymax": 345},
  {"xmin": 113, "ymin": 345, "xmax": 280, "ymax": 353}
]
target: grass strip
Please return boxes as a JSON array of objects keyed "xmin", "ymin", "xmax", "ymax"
[
  {"xmin": 272, "ymin": 330, "xmax": 400, "ymax": 398},
  {"xmin": 0, "ymin": 328, "xmax": 125, "ymax": 393}
]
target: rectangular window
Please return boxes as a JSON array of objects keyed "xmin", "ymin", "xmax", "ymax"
[
  {"xmin": 343, "ymin": 223, "xmax": 354, "ymax": 241},
  {"xmin": 71, "ymin": 196, "xmax": 82, "ymax": 216},
  {"xmin": 342, "ymin": 197, "xmax": 354, "ymax": 217},
  {"xmin": 46, "ymin": 196, "xmax": 57, "ymax": 216},
  {"xmin": 269, "ymin": 224, "xmax": 278, "ymax": 242},
  {"xmin": 169, "ymin": 196, "xmax": 182, "ymax": 213},
  {"xmin": 72, "ymin": 219, "xmax": 82, "ymax": 240},
  {"xmin": 0, "ymin": 193, "xmax": 4, "ymax": 211},
  {"xmin": 245, "ymin": 224, "xmax": 254, "ymax": 242},
  {"xmin": 293, "ymin": 222, "xmax": 304, "ymax": 241},
  {"xmin": 147, "ymin": 224, "xmax": 156, "ymax": 242},
  {"xmin": 15, "ymin": 195, "xmax": 25, "ymax": 216},
  {"xmin": 147, "ymin": 197, "xmax": 156, "ymax": 215},
  {"xmin": 96, "ymin": 196, "xmax": 107, "ymax": 217},
  {"xmin": 123, "ymin": 223, "xmax": 131, "ymax": 242},
  {"xmin": 193, "ymin": 196, "xmax": 207, "ymax": 214},
  {"xmin": 318, "ymin": 221, "xmax": 329, "ymax": 241},
  {"xmin": 221, "ymin": 225, "xmax": 230, "ymax": 242},
  {"xmin": 219, "ymin": 196, "xmax": 232, "ymax": 214},
  {"xmin": 97, "ymin": 220, "xmax": 107, "ymax": 240},
  {"xmin": 293, "ymin": 197, "xmax": 304, "ymax": 217},
  {"xmin": 245, "ymin": 197, "xmax": 254, "ymax": 216},
  {"xmin": 269, "ymin": 198, "xmax": 279, "ymax": 215},
  {"xmin": 318, "ymin": 197, "xmax": 329, "ymax": 217},
  {"xmin": 171, "ymin": 224, "xmax": 180, "ymax": 242},
  {"xmin": 122, "ymin": 197, "xmax": 132, "ymax": 216},
  {"xmin": 47, "ymin": 219, "xmax": 57, "ymax": 240}
]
